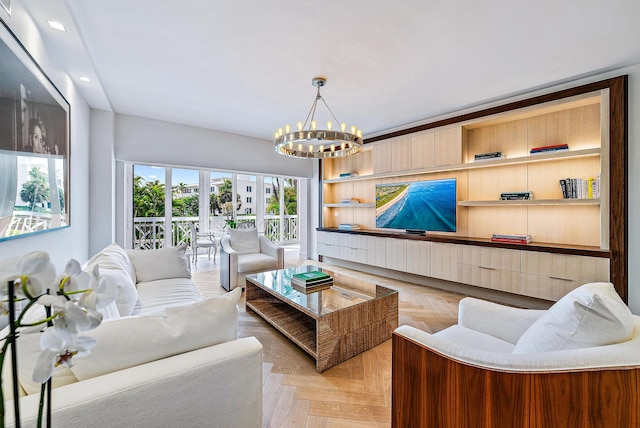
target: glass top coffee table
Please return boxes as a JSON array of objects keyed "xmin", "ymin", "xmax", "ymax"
[{"xmin": 245, "ymin": 265, "xmax": 398, "ymax": 372}]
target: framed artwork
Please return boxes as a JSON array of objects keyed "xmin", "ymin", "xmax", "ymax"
[{"xmin": 0, "ymin": 19, "xmax": 70, "ymax": 241}]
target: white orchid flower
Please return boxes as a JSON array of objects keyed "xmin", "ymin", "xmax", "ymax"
[
  {"xmin": 32, "ymin": 328, "xmax": 97, "ymax": 384},
  {"xmin": 37, "ymin": 295, "xmax": 93, "ymax": 340},
  {"xmin": 8, "ymin": 251, "xmax": 56, "ymax": 299},
  {"xmin": 78, "ymin": 272, "xmax": 117, "ymax": 312},
  {"xmin": 56, "ymin": 259, "xmax": 90, "ymax": 297}
]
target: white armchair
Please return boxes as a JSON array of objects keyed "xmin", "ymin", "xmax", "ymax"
[
  {"xmin": 392, "ymin": 282, "xmax": 640, "ymax": 427},
  {"xmin": 220, "ymin": 228, "xmax": 284, "ymax": 291}
]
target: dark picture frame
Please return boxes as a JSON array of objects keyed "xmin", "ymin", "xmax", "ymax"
[{"xmin": 0, "ymin": 19, "xmax": 70, "ymax": 241}]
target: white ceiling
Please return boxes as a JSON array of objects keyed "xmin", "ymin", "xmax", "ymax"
[{"xmin": 14, "ymin": 0, "xmax": 640, "ymax": 141}]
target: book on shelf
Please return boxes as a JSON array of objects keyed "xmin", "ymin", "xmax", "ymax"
[
  {"xmin": 339, "ymin": 172, "xmax": 359, "ymax": 178},
  {"xmin": 491, "ymin": 233, "xmax": 532, "ymax": 244},
  {"xmin": 338, "ymin": 223, "xmax": 361, "ymax": 230},
  {"xmin": 474, "ymin": 151, "xmax": 505, "ymax": 162},
  {"xmin": 499, "ymin": 191, "xmax": 533, "ymax": 200},
  {"xmin": 559, "ymin": 175, "xmax": 600, "ymax": 199},
  {"xmin": 530, "ymin": 144, "xmax": 569, "ymax": 154},
  {"xmin": 339, "ymin": 198, "xmax": 360, "ymax": 204}
]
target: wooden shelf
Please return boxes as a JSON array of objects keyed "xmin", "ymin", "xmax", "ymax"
[
  {"xmin": 459, "ymin": 198, "xmax": 600, "ymax": 207},
  {"xmin": 323, "ymin": 148, "xmax": 600, "ymax": 183},
  {"xmin": 323, "ymin": 203, "xmax": 375, "ymax": 208},
  {"xmin": 317, "ymin": 227, "xmax": 609, "ymax": 257}
]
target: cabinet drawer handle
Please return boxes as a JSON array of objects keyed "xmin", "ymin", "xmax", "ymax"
[
  {"xmin": 479, "ymin": 266, "xmax": 496, "ymax": 270},
  {"xmin": 548, "ymin": 276, "xmax": 572, "ymax": 282}
]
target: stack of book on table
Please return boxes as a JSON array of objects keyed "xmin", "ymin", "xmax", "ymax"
[
  {"xmin": 499, "ymin": 191, "xmax": 533, "ymax": 200},
  {"xmin": 530, "ymin": 144, "xmax": 569, "ymax": 155},
  {"xmin": 474, "ymin": 151, "xmax": 505, "ymax": 162},
  {"xmin": 291, "ymin": 270, "xmax": 333, "ymax": 293},
  {"xmin": 491, "ymin": 233, "xmax": 532, "ymax": 244}
]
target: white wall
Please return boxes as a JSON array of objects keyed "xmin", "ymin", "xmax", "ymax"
[
  {"xmin": 88, "ymin": 110, "xmax": 116, "ymax": 255},
  {"xmin": 0, "ymin": 10, "xmax": 91, "ymax": 270},
  {"xmin": 114, "ymin": 114, "xmax": 314, "ymax": 178}
]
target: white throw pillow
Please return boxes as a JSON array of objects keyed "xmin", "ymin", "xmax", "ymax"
[
  {"xmin": 513, "ymin": 282, "xmax": 634, "ymax": 354},
  {"xmin": 70, "ymin": 287, "xmax": 241, "ymax": 381},
  {"xmin": 99, "ymin": 267, "xmax": 139, "ymax": 317},
  {"xmin": 229, "ymin": 228, "xmax": 260, "ymax": 255},
  {"xmin": 126, "ymin": 244, "xmax": 191, "ymax": 283},
  {"xmin": 85, "ymin": 243, "xmax": 136, "ymax": 284}
]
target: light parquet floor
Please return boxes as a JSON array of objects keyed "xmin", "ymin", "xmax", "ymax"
[{"xmin": 191, "ymin": 258, "xmax": 465, "ymax": 427}]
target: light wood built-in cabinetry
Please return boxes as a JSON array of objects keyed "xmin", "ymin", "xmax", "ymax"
[{"xmin": 318, "ymin": 77, "xmax": 627, "ymax": 302}]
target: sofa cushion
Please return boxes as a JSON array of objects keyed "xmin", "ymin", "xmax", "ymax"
[
  {"xmin": 229, "ymin": 228, "xmax": 260, "ymax": 255},
  {"xmin": 434, "ymin": 325, "xmax": 515, "ymax": 353},
  {"xmin": 16, "ymin": 336, "xmax": 79, "ymax": 396},
  {"xmin": 70, "ymin": 287, "xmax": 242, "ymax": 381},
  {"xmin": 513, "ymin": 282, "xmax": 634, "ymax": 354},
  {"xmin": 133, "ymin": 277, "xmax": 203, "ymax": 315},
  {"xmin": 126, "ymin": 244, "xmax": 191, "ymax": 283},
  {"xmin": 237, "ymin": 253, "xmax": 279, "ymax": 274}
]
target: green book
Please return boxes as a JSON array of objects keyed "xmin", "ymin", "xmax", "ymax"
[{"xmin": 292, "ymin": 271, "xmax": 330, "ymax": 283}]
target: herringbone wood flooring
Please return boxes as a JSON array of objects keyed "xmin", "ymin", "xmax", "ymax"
[{"xmin": 192, "ymin": 260, "xmax": 465, "ymax": 427}]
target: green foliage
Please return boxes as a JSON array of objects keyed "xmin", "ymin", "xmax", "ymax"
[
  {"xmin": 133, "ymin": 176, "xmax": 165, "ymax": 217},
  {"xmin": 19, "ymin": 167, "xmax": 50, "ymax": 210},
  {"xmin": 172, "ymin": 194, "xmax": 199, "ymax": 217},
  {"xmin": 266, "ymin": 178, "xmax": 298, "ymax": 215},
  {"xmin": 211, "ymin": 179, "xmax": 241, "ymax": 216}
]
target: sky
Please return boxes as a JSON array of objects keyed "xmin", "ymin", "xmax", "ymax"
[{"xmin": 133, "ymin": 165, "xmax": 231, "ymax": 185}]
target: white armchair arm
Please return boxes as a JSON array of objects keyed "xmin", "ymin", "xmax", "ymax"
[
  {"xmin": 220, "ymin": 236, "xmax": 238, "ymax": 291},
  {"xmin": 259, "ymin": 235, "xmax": 284, "ymax": 269},
  {"xmin": 395, "ymin": 323, "xmax": 640, "ymax": 372},
  {"xmin": 457, "ymin": 297, "xmax": 546, "ymax": 344}
]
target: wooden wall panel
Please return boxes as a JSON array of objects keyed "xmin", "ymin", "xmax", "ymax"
[
  {"xmin": 527, "ymin": 205, "xmax": 600, "ymax": 246},
  {"xmin": 411, "ymin": 131, "xmax": 435, "ymax": 169}
]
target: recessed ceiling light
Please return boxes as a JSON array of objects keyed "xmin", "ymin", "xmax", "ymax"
[
  {"xmin": 79, "ymin": 76, "xmax": 91, "ymax": 83},
  {"xmin": 47, "ymin": 20, "xmax": 66, "ymax": 32}
]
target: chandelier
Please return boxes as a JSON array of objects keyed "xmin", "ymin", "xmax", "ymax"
[{"xmin": 274, "ymin": 77, "xmax": 364, "ymax": 159}]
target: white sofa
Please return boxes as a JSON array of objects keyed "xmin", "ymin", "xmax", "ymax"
[
  {"xmin": 4, "ymin": 243, "xmax": 263, "ymax": 428},
  {"xmin": 392, "ymin": 282, "xmax": 640, "ymax": 427},
  {"xmin": 219, "ymin": 228, "xmax": 284, "ymax": 291}
]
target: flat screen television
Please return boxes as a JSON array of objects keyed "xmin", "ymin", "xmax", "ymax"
[{"xmin": 375, "ymin": 178, "xmax": 457, "ymax": 233}]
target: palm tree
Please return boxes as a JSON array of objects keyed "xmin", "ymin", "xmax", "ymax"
[
  {"xmin": 20, "ymin": 167, "xmax": 50, "ymax": 211},
  {"xmin": 133, "ymin": 176, "xmax": 165, "ymax": 217}
]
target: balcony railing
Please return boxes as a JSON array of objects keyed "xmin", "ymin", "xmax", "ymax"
[
  {"xmin": 133, "ymin": 215, "xmax": 298, "ymax": 250},
  {"xmin": 2, "ymin": 212, "xmax": 66, "ymax": 238}
]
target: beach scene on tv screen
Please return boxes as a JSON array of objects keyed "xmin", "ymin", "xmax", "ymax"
[{"xmin": 375, "ymin": 179, "xmax": 457, "ymax": 232}]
